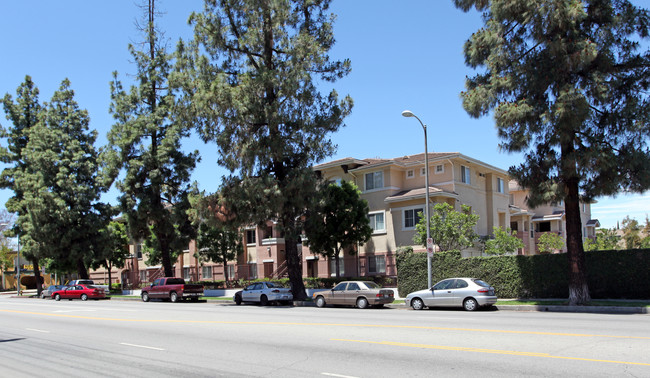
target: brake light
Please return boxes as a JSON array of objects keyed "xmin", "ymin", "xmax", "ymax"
[
  {"xmin": 376, "ymin": 293, "xmax": 382, "ymax": 298},
  {"xmin": 477, "ymin": 288, "xmax": 489, "ymax": 293},
  {"xmin": 272, "ymin": 289, "xmax": 280, "ymax": 293}
]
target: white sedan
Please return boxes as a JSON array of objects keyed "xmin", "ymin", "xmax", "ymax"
[{"xmin": 233, "ymin": 282, "xmax": 293, "ymax": 306}]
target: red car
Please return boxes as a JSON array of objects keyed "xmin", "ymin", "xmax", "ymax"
[{"xmin": 52, "ymin": 284, "xmax": 106, "ymax": 301}]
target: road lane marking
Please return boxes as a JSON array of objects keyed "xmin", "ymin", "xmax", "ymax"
[
  {"xmin": 25, "ymin": 328, "xmax": 50, "ymax": 333},
  {"xmin": 331, "ymin": 338, "xmax": 650, "ymax": 367},
  {"xmin": 120, "ymin": 342, "xmax": 165, "ymax": 351},
  {"xmin": 2, "ymin": 309, "xmax": 649, "ymax": 340},
  {"xmin": 321, "ymin": 373, "xmax": 359, "ymax": 378}
]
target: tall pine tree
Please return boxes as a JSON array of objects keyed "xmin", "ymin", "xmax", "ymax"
[
  {"xmin": 105, "ymin": 0, "xmax": 198, "ymax": 277},
  {"xmin": 175, "ymin": 0, "xmax": 352, "ymax": 300},
  {"xmin": 4, "ymin": 78, "xmax": 110, "ymax": 282},
  {"xmin": 455, "ymin": 0, "xmax": 650, "ymax": 304}
]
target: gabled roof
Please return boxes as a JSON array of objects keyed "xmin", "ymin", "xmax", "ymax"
[
  {"xmin": 384, "ymin": 186, "xmax": 458, "ymax": 203},
  {"xmin": 586, "ymin": 219, "xmax": 601, "ymax": 227},
  {"xmin": 532, "ymin": 211, "xmax": 565, "ymax": 222}
]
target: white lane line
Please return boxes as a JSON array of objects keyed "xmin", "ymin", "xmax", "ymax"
[
  {"xmin": 321, "ymin": 373, "xmax": 359, "ymax": 378},
  {"xmin": 120, "ymin": 342, "xmax": 165, "ymax": 351},
  {"xmin": 26, "ymin": 328, "xmax": 50, "ymax": 333}
]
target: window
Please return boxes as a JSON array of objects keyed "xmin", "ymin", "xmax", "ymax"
[
  {"xmin": 249, "ymin": 263, "xmax": 257, "ymax": 279},
  {"xmin": 246, "ymin": 229, "xmax": 256, "ymax": 244},
  {"xmin": 538, "ymin": 222, "xmax": 551, "ymax": 232},
  {"xmin": 368, "ymin": 212, "xmax": 385, "ymax": 233},
  {"xmin": 406, "ymin": 169, "xmax": 415, "ymax": 179},
  {"xmin": 365, "ymin": 171, "xmax": 383, "ymax": 191},
  {"xmin": 136, "ymin": 244, "xmax": 143, "ymax": 259},
  {"xmin": 497, "ymin": 178, "xmax": 505, "ymax": 193},
  {"xmin": 139, "ymin": 270, "xmax": 147, "ymax": 282},
  {"xmin": 368, "ymin": 255, "xmax": 386, "ymax": 274},
  {"xmin": 332, "ymin": 282, "xmax": 347, "ymax": 291},
  {"xmin": 226, "ymin": 264, "xmax": 235, "ymax": 280},
  {"xmin": 435, "ymin": 164, "xmax": 444, "ymax": 174},
  {"xmin": 183, "ymin": 268, "xmax": 190, "ymax": 280},
  {"xmin": 263, "ymin": 225, "xmax": 273, "ymax": 239},
  {"xmin": 420, "ymin": 167, "xmax": 426, "ymax": 176},
  {"xmin": 461, "ymin": 166, "xmax": 471, "ymax": 184},
  {"xmin": 329, "ymin": 257, "xmax": 345, "ymax": 277},
  {"xmin": 202, "ymin": 266, "xmax": 212, "ymax": 279},
  {"xmin": 348, "ymin": 282, "xmax": 360, "ymax": 290},
  {"xmin": 404, "ymin": 207, "xmax": 423, "ymax": 229}
]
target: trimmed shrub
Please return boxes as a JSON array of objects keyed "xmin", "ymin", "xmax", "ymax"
[{"xmin": 397, "ymin": 249, "xmax": 650, "ymax": 299}]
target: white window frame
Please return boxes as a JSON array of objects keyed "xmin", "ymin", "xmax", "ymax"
[
  {"xmin": 435, "ymin": 164, "xmax": 444, "ymax": 174},
  {"xmin": 402, "ymin": 206, "xmax": 424, "ymax": 230},
  {"xmin": 365, "ymin": 171, "xmax": 384, "ymax": 191},
  {"xmin": 329, "ymin": 256, "xmax": 345, "ymax": 277},
  {"xmin": 202, "ymin": 265, "xmax": 212, "ymax": 279},
  {"xmin": 461, "ymin": 165, "xmax": 471, "ymax": 184},
  {"xmin": 406, "ymin": 169, "xmax": 415, "ymax": 179},
  {"xmin": 368, "ymin": 211, "xmax": 386, "ymax": 234},
  {"xmin": 368, "ymin": 255, "xmax": 386, "ymax": 274},
  {"xmin": 420, "ymin": 167, "xmax": 426, "ymax": 176}
]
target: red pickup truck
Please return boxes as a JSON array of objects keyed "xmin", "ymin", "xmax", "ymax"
[{"xmin": 140, "ymin": 277, "xmax": 204, "ymax": 302}]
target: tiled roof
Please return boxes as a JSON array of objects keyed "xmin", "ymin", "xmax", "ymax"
[{"xmin": 384, "ymin": 186, "xmax": 458, "ymax": 203}]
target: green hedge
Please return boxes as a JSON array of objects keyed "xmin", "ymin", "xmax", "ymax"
[{"xmin": 396, "ymin": 249, "xmax": 650, "ymax": 299}]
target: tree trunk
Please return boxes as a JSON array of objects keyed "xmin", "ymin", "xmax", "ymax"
[
  {"xmin": 222, "ymin": 251, "xmax": 229, "ymax": 288},
  {"xmin": 33, "ymin": 258, "xmax": 42, "ymax": 296},
  {"xmin": 77, "ymin": 257, "xmax": 89, "ymax": 279},
  {"xmin": 160, "ymin": 238, "xmax": 173, "ymax": 277},
  {"xmin": 562, "ymin": 139, "xmax": 591, "ymax": 306},
  {"xmin": 334, "ymin": 251, "xmax": 341, "ymax": 278},
  {"xmin": 107, "ymin": 260, "xmax": 113, "ymax": 292},
  {"xmin": 285, "ymin": 235, "xmax": 306, "ymax": 300}
]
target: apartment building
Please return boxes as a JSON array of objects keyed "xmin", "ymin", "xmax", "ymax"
[
  {"xmin": 89, "ymin": 151, "xmax": 599, "ymax": 287},
  {"xmin": 508, "ymin": 181, "xmax": 599, "ymax": 254}
]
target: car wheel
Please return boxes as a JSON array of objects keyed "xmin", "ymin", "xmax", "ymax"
[
  {"xmin": 234, "ymin": 294, "xmax": 242, "ymax": 305},
  {"xmin": 55, "ymin": 294, "xmax": 61, "ymax": 301},
  {"xmin": 260, "ymin": 295, "xmax": 269, "ymax": 306},
  {"xmin": 141, "ymin": 292, "xmax": 150, "ymax": 302},
  {"xmin": 411, "ymin": 298, "xmax": 425, "ymax": 310},
  {"xmin": 191, "ymin": 297, "xmax": 199, "ymax": 302},
  {"xmin": 41, "ymin": 293, "xmax": 46, "ymax": 299},
  {"xmin": 356, "ymin": 297, "xmax": 369, "ymax": 309},
  {"xmin": 170, "ymin": 291, "xmax": 179, "ymax": 303},
  {"xmin": 374, "ymin": 304, "xmax": 384, "ymax": 309},
  {"xmin": 463, "ymin": 298, "xmax": 478, "ymax": 311},
  {"xmin": 315, "ymin": 296, "xmax": 326, "ymax": 308},
  {"xmin": 81, "ymin": 294, "xmax": 88, "ymax": 301}
]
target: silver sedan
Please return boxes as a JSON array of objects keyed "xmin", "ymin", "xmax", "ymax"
[
  {"xmin": 404, "ymin": 278, "xmax": 497, "ymax": 311},
  {"xmin": 233, "ymin": 282, "xmax": 293, "ymax": 306}
]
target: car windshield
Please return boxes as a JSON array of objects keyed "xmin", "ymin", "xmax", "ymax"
[
  {"xmin": 363, "ymin": 282, "xmax": 380, "ymax": 289},
  {"xmin": 472, "ymin": 279, "xmax": 491, "ymax": 287},
  {"xmin": 166, "ymin": 278, "xmax": 185, "ymax": 285}
]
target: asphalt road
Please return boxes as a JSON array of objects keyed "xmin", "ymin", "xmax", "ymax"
[{"xmin": 0, "ymin": 296, "xmax": 649, "ymax": 377}]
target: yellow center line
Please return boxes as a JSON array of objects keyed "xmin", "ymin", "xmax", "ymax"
[
  {"xmin": 331, "ymin": 339, "xmax": 650, "ymax": 366},
  {"xmin": 2, "ymin": 309, "xmax": 649, "ymax": 340}
]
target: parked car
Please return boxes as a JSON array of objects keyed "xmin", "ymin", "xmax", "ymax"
[
  {"xmin": 66, "ymin": 279, "xmax": 110, "ymax": 294},
  {"xmin": 312, "ymin": 281, "xmax": 395, "ymax": 309},
  {"xmin": 41, "ymin": 284, "xmax": 67, "ymax": 299},
  {"xmin": 404, "ymin": 278, "xmax": 497, "ymax": 311},
  {"xmin": 140, "ymin": 277, "xmax": 204, "ymax": 302},
  {"xmin": 233, "ymin": 282, "xmax": 293, "ymax": 306},
  {"xmin": 52, "ymin": 284, "xmax": 106, "ymax": 301}
]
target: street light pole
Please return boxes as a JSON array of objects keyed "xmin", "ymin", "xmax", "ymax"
[{"xmin": 402, "ymin": 110, "xmax": 432, "ymax": 288}]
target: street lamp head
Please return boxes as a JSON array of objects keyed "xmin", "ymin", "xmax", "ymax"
[{"xmin": 401, "ymin": 110, "xmax": 415, "ymax": 118}]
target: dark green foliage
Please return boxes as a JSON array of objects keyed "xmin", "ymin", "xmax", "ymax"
[
  {"xmin": 90, "ymin": 220, "xmax": 131, "ymax": 286},
  {"xmin": 397, "ymin": 250, "xmax": 650, "ymax": 299},
  {"xmin": 195, "ymin": 223, "xmax": 242, "ymax": 284},
  {"xmin": 176, "ymin": 0, "xmax": 352, "ymax": 299},
  {"xmin": 304, "ymin": 181, "xmax": 372, "ymax": 277},
  {"xmin": 2, "ymin": 78, "xmax": 110, "ymax": 282},
  {"xmin": 105, "ymin": 1, "xmax": 197, "ymax": 277},
  {"xmin": 455, "ymin": 0, "xmax": 650, "ymax": 305}
]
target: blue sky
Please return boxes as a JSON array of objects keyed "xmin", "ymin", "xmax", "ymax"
[{"xmin": 0, "ymin": 0, "xmax": 648, "ymax": 229}]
